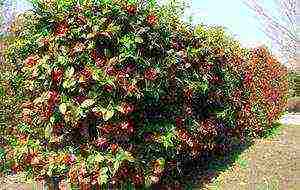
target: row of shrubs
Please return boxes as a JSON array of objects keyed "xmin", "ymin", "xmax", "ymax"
[{"xmin": 0, "ymin": 0, "xmax": 289, "ymax": 189}]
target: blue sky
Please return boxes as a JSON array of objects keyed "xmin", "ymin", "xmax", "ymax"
[
  {"xmin": 11, "ymin": 0, "xmax": 278, "ymax": 54},
  {"xmin": 186, "ymin": 0, "xmax": 274, "ymax": 48}
]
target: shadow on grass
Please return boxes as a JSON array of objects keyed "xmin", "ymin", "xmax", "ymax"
[{"xmin": 156, "ymin": 122, "xmax": 284, "ymax": 190}]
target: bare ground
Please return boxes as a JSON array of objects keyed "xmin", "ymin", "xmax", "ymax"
[{"xmin": 200, "ymin": 124, "xmax": 300, "ymax": 190}]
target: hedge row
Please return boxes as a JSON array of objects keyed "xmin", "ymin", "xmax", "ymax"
[{"xmin": 0, "ymin": 0, "xmax": 288, "ymax": 189}]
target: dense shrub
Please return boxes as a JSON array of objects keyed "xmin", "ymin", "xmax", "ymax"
[
  {"xmin": 237, "ymin": 47, "xmax": 289, "ymax": 136},
  {"xmin": 0, "ymin": 0, "xmax": 288, "ymax": 188}
]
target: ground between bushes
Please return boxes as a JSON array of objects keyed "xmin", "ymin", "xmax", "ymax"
[{"xmin": 0, "ymin": 115, "xmax": 299, "ymax": 190}]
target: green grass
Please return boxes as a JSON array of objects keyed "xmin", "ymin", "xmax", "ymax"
[{"xmin": 259, "ymin": 122, "xmax": 284, "ymax": 139}]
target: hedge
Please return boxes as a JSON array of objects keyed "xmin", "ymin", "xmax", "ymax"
[{"xmin": 0, "ymin": 0, "xmax": 288, "ymax": 189}]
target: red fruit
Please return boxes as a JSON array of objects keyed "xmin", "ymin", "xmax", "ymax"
[
  {"xmin": 243, "ymin": 103, "xmax": 251, "ymax": 113},
  {"xmin": 124, "ymin": 63, "xmax": 136, "ymax": 74},
  {"xmin": 11, "ymin": 163, "xmax": 21, "ymax": 174},
  {"xmin": 116, "ymin": 71, "xmax": 127, "ymax": 80},
  {"xmin": 51, "ymin": 68, "xmax": 64, "ymax": 84},
  {"xmin": 209, "ymin": 75, "xmax": 220, "ymax": 84},
  {"xmin": 168, "ymin": 160, "xmax": 177, "ymax": 168},
  {"xmin": 95, "ymin": 58, "xmax": 106, "ymax": 67},
  {"xmin": 98, "ymin": 32, "xmax": 112, "ymax": 38},
  {"xmin": 98, "ymin": 124, "xmax": 114, "ymax": 134},
  {"xmin": 41, "ymin": 38, "xmax": 49, "ymax": 45},
  {"xmin": 74, "ymin": 4, "xmax": 83, "ymax": 12},
  {"xmin": 175, "ymin": 117, "xmax": 184, "ymax": 127},
  {"xmin": 48, "ymin": 90, "xmax": 60, "ymax": 104},
  {"xmin": 94, "ymin": 138, "xmax": 108, "ymax": 148},
  {"xmin": 126, "ymin": 4, "xmax": 137, "ymax": 15},
  {"xmin": 119, "ymin": 167, "xmax": 129, "ymax": 178},
  {"xmin": 81, "ymin": 68, "xmax": 92, "ymax": 79},
  {"xmin": 184, "ymin": 88, "xmax": 193, "ymax": 98},
  {"xmin": 205, "ymin": 64, "xmax": 213, "ymax": 71},
  {"xmin": 36, "ymin": 175, "xmax": 46, "ymax": 182},
  {"xmin": 24, "ymin": 154, "xmax": 34, "ymax": 165},
  {"xmin": 111, "ymin": 144, "xmax": 119, "ymax": 154},
  {"xmin": 66, "ymin": 154, "xmax": 76, "ymax": 165},
  {"xmin": 72, "ymin": 43, "xmax": 85, "ymax": 54},
  {"xmin": 105, "ymin": 67, "xmax": 115, "ymax": 76},
  {"xmin": 18, "ymin": 133, "xmax": 28, "ymax": 144},
  {"xmin": 91, "ymin": 50, "xmax": 98, "ymax": 60},
  {"xmin": 76, "ymin": 15, "xmax": 86, "ymax": 25},
  {"xmin": 91, "ymin": 171, "xmax": 99, "ymax": 185},
  {"xmin": 147, "ymin": 14, "xmax": 158, "ymax": 26},
  {"xmin": 127, "ymin": 84, "xmax": 138, "ymax": 93},
  {"xmin": 244, "ymin": 72, "xmax": 253, "ymax": 84},
  {"xmin": 180, "ymin": 132, "xmax": 189, "ymax": 141},
  {"xmin": 177, "ymin": 129, "xmax": 190, "ymax": 142},
  {"xmin": 25, "ymin": 55, "xmax": 39, "ymax": 67},
  {"xmin": 73, "ymin": 95, "xmax": 87, "ymax": 104},
  {"xmin": 268, "ymin": 90, "xmax": 279, "ymax": 102},
  {"xmin": 144, "ymin": 68, "xmax": 158, "ymax": 81},
  {"xmin": 233, "ymin": 90, "xmax": 242, "ymax": 99},
  {"xmin": 53, "ymin": 123, "xmax": 64, "ymax": 135},
  {"xmin": 41, "ymin": 105, "xmax": 54, "ymax": 120},
  {"xmin": 103, "ymin": 84, "xmax": 114, "ymax": 93},
  {"xmin": 132, "ymin": 174, "xmax": 144, "ymax": 186},
  {"xmin": 171, "ymin": 41, "xmax": 181, "ymax": 50},
  {"xmin": 145, "ymin": 132, "xmax": 154, "ymax": 142},
  {"xmin": 120, "ymin": 120, "xmax": 134, "ymax": 134},
  {"xmin": 120, "ymin": 102, "xmax": 134, "ymax": 115},
  {"xmin": 56, "ymin": 23, "xmax": 68, "ymax": 37},
  {"xmin": 185, "ymin": 107, "xmax": 192, "ymax": 116}
]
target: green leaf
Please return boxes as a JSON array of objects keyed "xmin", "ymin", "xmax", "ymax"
[
  {"xmin": 0, "ymin": 85, "xmax": 5, "ymax": 97},
  {"xmin": 116, "ymin": 152, "xmax": 126, "ymax": 162},
  {"xmin": 65, "ymin": 67, "xmax": 75, "ymax": 78},
  {"xmin": 63, "ymin": 79, "xmax": 76, "ymax": 89},
  {"xmin": 50, "ymin": 111, "xmax": 62, "ymax": 124},
  {"xmin": 61, "ymin": 95, "xmax": 69, "ymax": 103},
  {"xmin": 17, "ymin": 123, "xmax": 33, "ymax": 133},
  {"xmin": 147, "ymin": 0, "xmax": 157, "ymax": 7},
  {"xmin": 8, "ymin": 137, "xmax": 18, "ymax": 147},
  {"xmin": 99, "ymin": 108, "xmax": 114, "ymax": 121},
  {"xmin": 81, "ymin": 99, "xmax": 95, "ymax": 108},
  {"xmin": 98, "ymin": 173, "xmax": 108, "ymax": 185},
  {"xmin": 100, "ymin": 167, "xmax": 109, "ymax": 175},
  {"xmin": 59, "ymin": 103, "xmax": 67, "ymax": 114},
  {"xmin": 157, "ymin": 157, "xmax": 165, "ymax": 167},
  {"xmin": 87, "ymin": 155, "xmax": 95, "ymax": 165},
  {"xmin": 101, "ymin": 0, "xmax": 112, "ymax": 4},
  {"xmin": 103, "ymin": 49, "xmax": 112, "ymax": 57},
  {"xmin": 135, "ymin": 36, "xmax": 143, "ymax": 43},
  {"xmin": 0, "ymin": 148, "xmax": 6, "ymax": 160},
  {"xmin": 57, "ymin": 55, "xmax": 68, "ymax": 66},
  {"xmin": 95, "ymin": 154, "xmax": 105, "ymax": 163},
  {"xmin": 91, "ymin": 68, "xmax": 104, "ymax": 81},
  {"xmin": 198, "ymin": 80, "xmax": 209, "ymax": 93},
  {"xmin": 45, "ymin": 124, "xmax": 52, "ymax": 139},
  {"xmin": 47, "ymin": 164, "xmax": 54, "ymax": 176},
  {"xmin": 86, "ymin": 41, "xmax": 95, "ymax": 50},
  {"xmin": 112, "ymin": 161, "xmax": 121, "ymax": 175}
]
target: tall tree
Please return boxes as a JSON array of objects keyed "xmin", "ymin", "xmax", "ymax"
[
  {"xmin": 244, "ymin": 0, "xmax": 297, "ymax": 70},
  {"xmin": 1, "ymin": 0, "xmax": 15, "ymax": 33}
]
